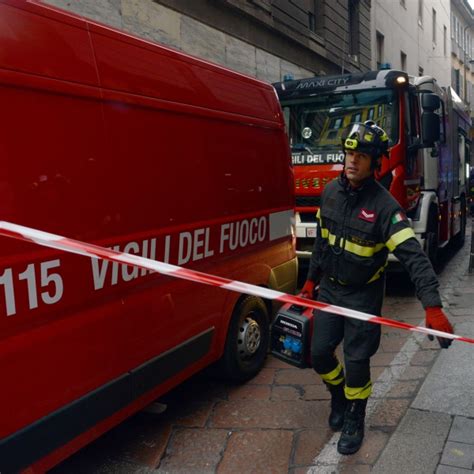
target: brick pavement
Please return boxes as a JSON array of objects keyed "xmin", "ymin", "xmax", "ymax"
[
  {"xmin": 52, "ymin": 225, "xmax": 473, "ymax": 474},
  {"xmin": 51, "ymin": 314, "xmax": 440, "ymax": 473}
]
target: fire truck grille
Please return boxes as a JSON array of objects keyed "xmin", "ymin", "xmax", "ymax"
[
  {"xmin": 300, "ymin": 213, "xmax": 317, "ymax": 223},
  {"xmin": 296, "ymin": 196, "xmax": 321, "ymax": 207},
  {"xmin": 296, "ymin": 238, "xmax": 316, "ymax": 252}
]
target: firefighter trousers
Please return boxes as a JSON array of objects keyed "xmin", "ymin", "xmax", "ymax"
[{"xmin": 311, "ymin": 275, "xmax": 385, "ymax": 399}]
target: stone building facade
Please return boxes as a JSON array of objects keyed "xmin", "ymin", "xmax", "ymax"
[
  {"xmin": 450, "ymin": 0, "xmax": 474, "ymax": 107},
  {"xmin": 371, "ymin": 0, "xmax": 452, "ymax": 88},
  {"xmin": 43, "ymin": 0, "xmax": 371, "ymax": 83}
]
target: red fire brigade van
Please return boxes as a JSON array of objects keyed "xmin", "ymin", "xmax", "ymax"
[{"xmin": 0, "ymin": 1, "xmax": 297, "ymax": 471}]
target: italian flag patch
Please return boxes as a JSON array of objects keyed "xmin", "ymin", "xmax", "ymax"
[{"xmin": 391, "ymin": 211, "xmax": 407, "ymax": 224}]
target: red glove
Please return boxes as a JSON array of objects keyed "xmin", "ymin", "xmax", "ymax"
[
  {"xmin": 425, "ymin": 307, "xmax": 453, "ymax": 349},
  {"xmin": 300, "ymin": 280, "xmax": 316, "ymax": 299}
]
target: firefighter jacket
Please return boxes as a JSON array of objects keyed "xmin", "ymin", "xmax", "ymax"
[{"xmin": 307, "ymin": 174, "xmax": 442, "ymax": 309}]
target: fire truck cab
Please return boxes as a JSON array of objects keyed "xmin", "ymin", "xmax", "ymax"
[{"xmin": 274, "ymin": 69, "xmax": 470, "ymax": 268}]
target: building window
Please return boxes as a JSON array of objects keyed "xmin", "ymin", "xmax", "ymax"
[
  {"xmin": 376, "ymin": 31, "xmax": 384, "ymax": 69},
  {"xmin": 453, "ymin": 68, "xmax": 460, "ymax": 95},
  {"xmin": 418, "ymin": 0, "xmax": 423, "ymax": 26},
  {"xmin": 454, "ymin": 16, "xmax": 461, "ymax": 44},
  {"xmin": 308, "ymin": 0, "xmax": 322, "ymax": 34},
  {"xmin": 308, "ymin": 0, "xmax": 315, "ymax": 32},
  {"xmin": 349, "ymin": 0, "xmax": 360, "ymax": 57},
  {"xmin": 444, "ymin": 25, "xmax": 447, "ymax": 56},
  {"xmin": 308, "ymin": 12, "xmax": 315, "ymax": 31},
  {"xmin": 401, "ymin": 51, "xmax": 407, "ymax": 71},
  {"xmin": 419, "ymin": 66, "xmax": 424, "ymax": 76},
  {"xmin": 432, "ymin": 9, "xmax": 436, "ymax": 43}
]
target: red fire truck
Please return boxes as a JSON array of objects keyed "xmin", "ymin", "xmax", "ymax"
[
  {"xmin": 274, "ymin": 69, "xmax": 470, "ymax": 267},
  {"xmin": 0, "ymin": 0, "xmax": 297, "ymax": 471}
]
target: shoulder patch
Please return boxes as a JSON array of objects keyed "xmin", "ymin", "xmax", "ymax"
[
  {"xmin": 358, "ymin": 208, "xmax": 377, "ymax": 223},
  {"xmin": 391, "ymin": 211, "xmax": 407, "ymax": 224}
]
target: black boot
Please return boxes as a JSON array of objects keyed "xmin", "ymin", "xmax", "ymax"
[
  {"xmin": 327, "ymin": 383, "xmax": 347, "ymax": 431},
  {"xmin": 337, "ymin": 399, "xmax": 367, "ymax": 455}
]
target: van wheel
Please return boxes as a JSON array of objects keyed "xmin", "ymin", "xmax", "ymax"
[
  {"xmin": 219, "ymin": 296, "xmax": 269, "ymax": 383},
  {"xmin": 425, "ymin": 204, "xmax": 439, "ymax": 270},
  {"xmin": 453, "ymin": 197, "xmax": 466, "ymax": 248}
]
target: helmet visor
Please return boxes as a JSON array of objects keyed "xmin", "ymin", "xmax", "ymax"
[{"xmin": 343, "ymin": 123, "xmax": 379, "ymax": 150}]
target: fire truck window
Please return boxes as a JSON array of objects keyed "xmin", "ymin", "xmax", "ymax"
[
  {"xmin": 405, "ymin": 93, "xmax": 416, "ymax": 175},
  {"xmin": 439, "ymin": 102, "xmax": 446, "ymax": 144},
  {"xmin": 407, "ymin": 93, "xmax": 418, "ymax": 141},
  {"xmin": 280, "ymin": 89, "xmax": 399, "ymax": 153},
  {"xmin": 459, "ymin": 132, "xmax": 466, "ymax": 187},
  {"xmin": 283, "ymin": 106, "xmax": 290, "ymax": 137}
]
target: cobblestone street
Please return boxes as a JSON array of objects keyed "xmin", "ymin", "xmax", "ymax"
[{"xmin": 52, "ymin": 224, "xmax": 474, "ymax": 474}]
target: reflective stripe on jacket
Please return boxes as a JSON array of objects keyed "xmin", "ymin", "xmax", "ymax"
[{"xmin": 307, "ymin": 175, "xmax": 442, "ymax": 308}]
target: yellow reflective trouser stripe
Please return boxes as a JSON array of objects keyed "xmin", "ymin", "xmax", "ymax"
[
  {"xmin": 316, "ymin": 209, "xmax": 321, "ymax": 220},
  {"xmin": 386, "ymin": 227, "xmax": 416, "ymax": 252},
  {"xmin": 344, "ymin": 381, "xmax": 372, "ymax": 400},
  {"xmin": 320, "ymin": 363, "xmax": 344, "ymax": 386},
  {"xmin": 319, "ymin": 225, "xmax": 384, "ymax": 257},
  {"xmin": 367, "ymin": 261, "xmax": 389, "ymax": 283}
]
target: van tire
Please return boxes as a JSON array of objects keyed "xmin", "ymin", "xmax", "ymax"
[{"xmin": 218, "ymin": 295, "xmax": 269, "ymax": 383}]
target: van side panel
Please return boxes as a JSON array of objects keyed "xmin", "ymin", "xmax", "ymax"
[
  {"xmin": 88, "ymin": 22, "xmax": 282, "ymax": 123},
  {"xmin": 0, "ymin": 1, "xmax": 97, "ymax": 85}
]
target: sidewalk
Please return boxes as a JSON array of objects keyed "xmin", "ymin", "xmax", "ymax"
[
  {"xmin": 372, "ymin": 233, "xmax": 474, "ymax": 473},
  {"xmin": 52, "ymin": 224, "xmax": 474, "ymax": 473}
]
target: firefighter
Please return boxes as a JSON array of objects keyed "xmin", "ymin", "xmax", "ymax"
[{"xmin": 300, "ymin": 120, "xmax": 454, "ymax": 455}]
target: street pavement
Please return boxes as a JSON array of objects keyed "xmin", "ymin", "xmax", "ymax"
[{"xmin": 52, "ymin": 222, "xmax": 474, "ymax": 474}]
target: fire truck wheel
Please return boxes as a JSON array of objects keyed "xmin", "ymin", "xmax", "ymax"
[
  {"xmin": 425, "ymin": 204, "xmax": 439, "ymax": 270},
  {"xmin": 219, "ymin": 295, "xmax": 269, "ymax": 383}
]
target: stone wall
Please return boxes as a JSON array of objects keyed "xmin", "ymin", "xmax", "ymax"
[{"xmin": 44, "ymin": 0, "xmax": 315, "ymax": 82}]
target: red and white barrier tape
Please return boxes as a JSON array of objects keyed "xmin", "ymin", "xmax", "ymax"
[{"xmin": 0, "ymin": 220, "xmax": 472, "ymax": 344}]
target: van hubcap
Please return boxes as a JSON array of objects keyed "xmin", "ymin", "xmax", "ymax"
[{"xmin": 237, "ymin": 316, "xmax": 261, "ymax": 359}]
